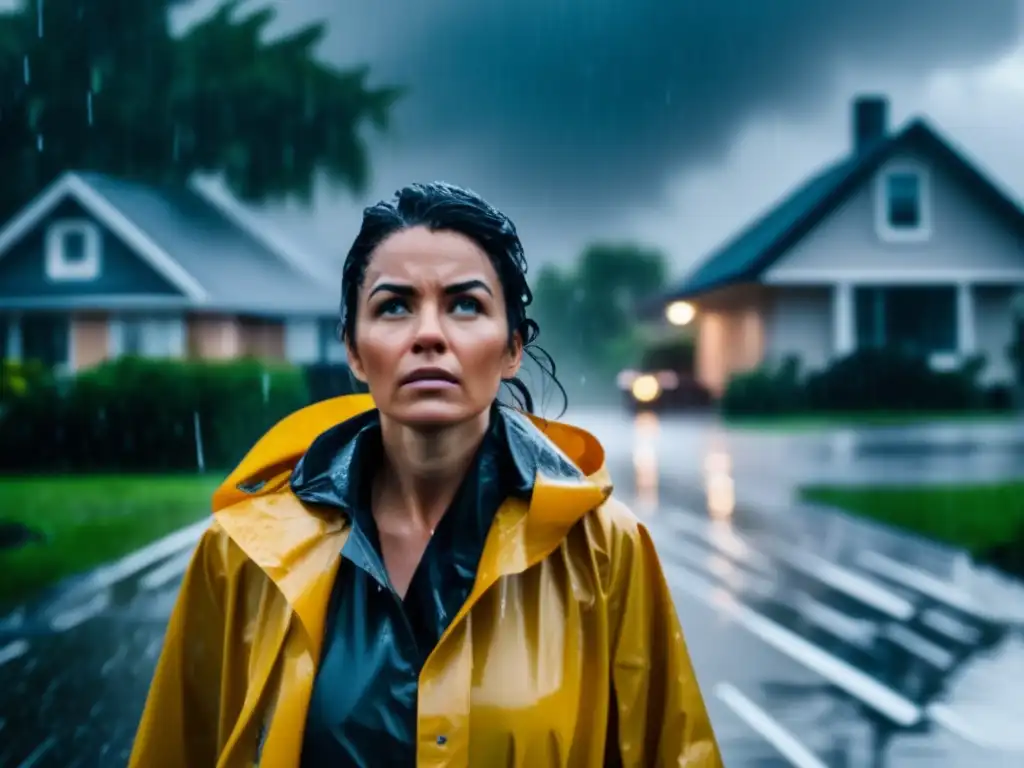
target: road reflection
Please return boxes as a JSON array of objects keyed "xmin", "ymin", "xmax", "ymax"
[
  {"xmin": 630, "ymin": 412, "xmax": 738, "ymax": 525},
  {"xmin": 632, "ymin": 411, "xmax": 660, "ymax": 514},
  {"xmin": 704, "ymin": 449, "xmax": 735, "ymax": 520}
]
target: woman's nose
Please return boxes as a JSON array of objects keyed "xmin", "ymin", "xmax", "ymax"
[{"xmin": 410, "ymin": 305, "xmax": 447, "ymax": 353}]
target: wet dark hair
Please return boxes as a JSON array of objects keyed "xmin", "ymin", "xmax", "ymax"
[{"xmin": 340, "ymin": 182, "xmax": 566, "ymax": 416}]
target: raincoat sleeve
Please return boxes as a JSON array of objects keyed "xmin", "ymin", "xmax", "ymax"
[
  {"xmin": 128, "ymin": 523, "xmax": 236, "ymax": 767},
  {"xmin": 607, "ymin": 508, "xmax": 723, "ymax": 767}
]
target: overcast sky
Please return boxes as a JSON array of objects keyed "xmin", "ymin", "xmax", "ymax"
[{"xmin": 181, "ymin": 0, "xmax": 1024, "ymax": 282}]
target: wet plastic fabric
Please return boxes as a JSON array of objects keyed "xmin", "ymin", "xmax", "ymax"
[
  {"xmin": 129, "ymin": 395, "xmax": 723, "ymax": 768},
  {"xmin": 296, "ymin": 405, "xmax": 526, "ymax": 766}
]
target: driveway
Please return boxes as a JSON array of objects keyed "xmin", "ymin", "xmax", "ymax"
[{"xmin": 2, "ymin": 409, "xmax": 1023, "ymax": 766}]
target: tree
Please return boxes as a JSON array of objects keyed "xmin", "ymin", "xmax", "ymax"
[
  {"xmin": 0, "ymin": 0, "xmax": 400, "ymax": 219},
  {"xmin": 530, "ymin": 241, "xmax": 669, "ymax": 391},
  {"xmin": 573, "ymin": 242, "xmax": 667, "ymax": 358}
]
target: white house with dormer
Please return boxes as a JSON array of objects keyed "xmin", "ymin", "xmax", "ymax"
[{"xmin": 665, "ymin": 95, "xmax": 1024, "ymax": 395}]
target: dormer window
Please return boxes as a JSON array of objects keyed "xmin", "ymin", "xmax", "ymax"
[
  {"xmin": 45, "ymin": 219, "xmax": 101, "ymax": 280},
  {"xmin": 886, "ymin": 173, "xmax": 920, "ymax": 227},
  {"xmin": 875, "ymin": 162, "xmax": 931, "ymax": 242}
]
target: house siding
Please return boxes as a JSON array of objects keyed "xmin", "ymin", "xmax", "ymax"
[
  {"xmin": 187, "ymin": 315, "xmax": 242, "ymax": 359},
  {"xmin": 762, "ymin": 287, "xmax": 834, "ymax": 373},
  {"xmin": 764, "ymin": 148, "xmax": 1024, "ymax": 281},
  {"xmin": 693, "ymin": 285, "xmax": 767, "ymax": 396},
  {"xmin": 239, "ymin": 318, "xmax": 286, "ymax": 360},
  {"xmin": 70, "ymin": 313, "xmax": 110, "ymax": 370}
]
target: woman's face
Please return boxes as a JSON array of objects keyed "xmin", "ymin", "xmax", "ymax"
[{"xmin": 346, "ymin": 226, "xmax": 523, "ymax": 428}]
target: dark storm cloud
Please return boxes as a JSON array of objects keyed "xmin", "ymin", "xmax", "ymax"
[{"xmin": 233, "ymin": 0, "xmax": 1021, "ymax": 214}]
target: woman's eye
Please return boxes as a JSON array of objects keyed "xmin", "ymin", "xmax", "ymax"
[
  {"xmin": 451, "ymin": 296, "xmax": 482, "ymax": 315},
  {"xmin": 377, "ymin": 298, "xmax": 409, "ymax": 316}
]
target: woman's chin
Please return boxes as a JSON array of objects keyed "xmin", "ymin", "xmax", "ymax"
[{"xmin": 389, "ymin": 401, "xmax": 474, "ymax": 429}]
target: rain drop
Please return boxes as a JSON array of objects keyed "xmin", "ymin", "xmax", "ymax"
[
  {"xmin": 86, "ymin": 91, "xmax": 93, "ymax": 125},
  {"xmin": 36, "ymin": 134, "xmax": 43, "ymax": 152},
  {"xmin": 193, "ymin": 411, "xmax": 205, "ymax": 472},
  {"xmin": 23, "ymin": 55, "xmax": 29, "ymax": 84},
  {"xmin": 37, "ymin": 0, "xmax": 43, "ymax": 37}
]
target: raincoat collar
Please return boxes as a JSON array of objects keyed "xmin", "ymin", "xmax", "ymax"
[
  {"xmin": 288, "ymin": 404, "xmax": 526, "ymax": 596},
  {"xmin": 287, "ymin": 402, "xmax": 584, "ymax": 510},
  {"xmin": 211, "ymin": 395, "xmax": 611, "ymax": 645}
]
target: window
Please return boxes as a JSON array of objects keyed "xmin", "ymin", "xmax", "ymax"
[
  {"xmin": 112, "ymin": 316, "xmax": 184, "ymax": 358},
  {"xmin": 875, "ymin": 163, "xmax": 930, "ymax": 242},
  {"xmin": 45, "ymin": 220, "xmax": 101, "ymax": 280},
  {"xmin": 855, "ymin": 286, "xmax": 957, "ymax": 354},
  {"xmin": 886, "ymin": 173, "xmax": 920, "ymax": 228}
]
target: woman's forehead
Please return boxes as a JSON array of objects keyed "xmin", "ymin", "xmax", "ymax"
[{"xmin": 363, "ymin": 227, "xmax": 501, "ymax": 289}]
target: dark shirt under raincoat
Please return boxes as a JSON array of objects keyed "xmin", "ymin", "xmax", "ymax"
[{"xmin": 129, "ymin": 394, "xmax": 723, "ymax": 767}]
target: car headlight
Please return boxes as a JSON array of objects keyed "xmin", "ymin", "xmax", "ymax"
[{"xmin": 631, "ymin": 374, "xmax": 661, "ymax": 403}]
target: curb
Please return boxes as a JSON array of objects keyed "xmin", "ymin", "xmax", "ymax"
[
  {"xmin": 1, "ymin": 517, "xmax": 211, "ymax": 622},
  {"xmin": 57, "ymin": 517, "xmax": 210, "ymax": 603}
]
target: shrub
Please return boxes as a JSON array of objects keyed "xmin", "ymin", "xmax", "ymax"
[
  {"xmin": 721, "ymin": 356, "xmax": 803, "ymax": 416},
  {"xmin": 981, "ymin": 383, "xmax": 1015, "ymax": 412},
  {"xmin": 0, "ymin": 359, "xmax": 50, "ymax": 404},
  {"xmin": 0, "ymin": 358, "xmax": 309, "ymax": 473},
  {"xmin": 804, "ymin": 348, "xmax": 982, "ymax": 412}
]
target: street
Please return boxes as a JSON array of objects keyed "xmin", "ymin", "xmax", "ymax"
[{"xmin": 2, "ymin": 410, "xmax": 1024, "ymax": 767}]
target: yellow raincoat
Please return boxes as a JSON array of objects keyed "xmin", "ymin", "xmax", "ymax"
[{"xmin": 130, "ymin": 395, "xmax": 722, "ymax": 767}]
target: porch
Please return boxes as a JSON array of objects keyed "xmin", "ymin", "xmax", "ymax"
[
  {"xmin": 692, "ymin": 282, "xmax": 1024, "ymax": 396},
  {"xmin": 0, "ymin": 311, "xmax": 348, "ymax": 372},
  {"xmin": 829, "ymin": 282, "xmax": 1022, "ymax": 382}
]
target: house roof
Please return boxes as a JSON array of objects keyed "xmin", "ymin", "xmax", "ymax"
[
  {"xmin": 665, "ymin": 118, "xmax": 1024, "ymax": 300},
  {"xmin": 0, "ymin": 171, "xmax": 341, "ymax": 316}
]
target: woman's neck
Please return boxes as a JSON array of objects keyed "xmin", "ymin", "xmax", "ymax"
[{"xmin": 375, "ymin": 408, "xmax": 492, "ymax": 532}]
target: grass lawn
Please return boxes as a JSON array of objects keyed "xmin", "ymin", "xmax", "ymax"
[
  {"xmin": 724, "ymin": 410, "xmax": 1012, "ymax": 432},
  {"xmin": 0, "ymin": 474, "xmax": 220, "ymax": 608},
  {"xmin": 799, "ymin": 480, "xmax": 1024, "ymax": 555}
]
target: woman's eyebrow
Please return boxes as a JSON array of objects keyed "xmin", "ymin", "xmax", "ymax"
[
  {"xmin": 368, "ymin": 282, "xmax": 415, "ymax": 298},
  {"xmin": 444, "ymin": 279, "xmax": 493, "ymax": 296}
]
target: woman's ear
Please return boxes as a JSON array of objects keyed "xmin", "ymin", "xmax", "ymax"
[
  {"xmin": 503, "ymin": 331, "xmax": 524, "ymax": 380},
  {"xmin": 345, "ymin": 336, "xmax": 368, "ymax": 383}
]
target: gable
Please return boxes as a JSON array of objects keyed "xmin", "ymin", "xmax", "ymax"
[
  {"xmin": 0, "ymin": 197, "xmax": 186, "ymax": 305},
  {"xmin": 765, "ymin": 146, "xmax": 1024, "ymax": 281}
]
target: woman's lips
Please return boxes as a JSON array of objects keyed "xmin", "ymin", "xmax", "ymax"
[{"xmin": 401, "ymin": 377, "xmax": 459, "ymax": 390}]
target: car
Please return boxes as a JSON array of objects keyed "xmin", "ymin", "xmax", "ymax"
[{"xmin": 617, "ymin": 368, "xmax": 712, "ymax": 413}]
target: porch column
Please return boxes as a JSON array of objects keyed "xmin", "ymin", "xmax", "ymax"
[
  {"xmin": 956, "ymin": 282, "xmax": 976, "ymax": 355},
  {"xmin": 832, "ymin": 282, "xmax": 854, "ymax": 356},
  {"xmin": 5, "ymin": 314, "xmax": 22, "ymax": 361}
]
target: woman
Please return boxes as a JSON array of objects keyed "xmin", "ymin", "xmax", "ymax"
[{"xmin": 130, "ymin": 182, "xmax": 722, "ymax": 767}]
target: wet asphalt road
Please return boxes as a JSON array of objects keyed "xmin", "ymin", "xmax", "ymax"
[{"xmin": 2, "ymin": 411, "xmax": 1024, "ymax": 767}]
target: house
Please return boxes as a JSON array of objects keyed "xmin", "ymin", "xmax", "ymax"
[
  {"xmin": 0, "ymin": 171, "xmax": 348, "ymax": 373},
  {"xmin": 665, "ymin": 95, "xmax": 1024, "ymax": 396}
]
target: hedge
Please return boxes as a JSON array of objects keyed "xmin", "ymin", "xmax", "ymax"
[
  {"xmin": 0, "ymin": 357, "xmax": 311, "ymax": 473},
  {"xmin": 721, "ymin": 348, "xmax": 1008, "ymax": 416}
]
